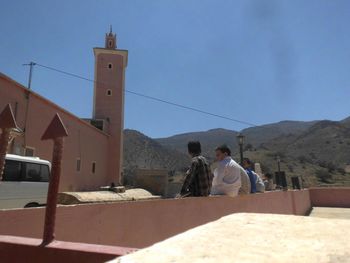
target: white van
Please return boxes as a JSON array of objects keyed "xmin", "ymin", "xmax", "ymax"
[{"xmin": 0, "ymin": 154, "xmax": 51, "ymax": 209}]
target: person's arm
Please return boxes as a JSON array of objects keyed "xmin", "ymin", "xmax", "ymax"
[
  {"xmin": 246, "ymin": 169, "xmax": 257, "ymax": 193},
  {"xmin": 180, "ymin": 161, "xmax": 198, "ymax": 195}
]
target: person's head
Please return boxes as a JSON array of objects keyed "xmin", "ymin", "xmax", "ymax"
[
  {"xmin": 264, "ymin": 173, "xmax": 273, "ymax": 180},
  {"xmin": 187, "ymin": 141, "xmax": 201, "ymax": 157},
  {"xmin": 242, "ymin": 158, "xmax": 253, "ymax": 169},
  {"xmin": 215, "ymin": 144, "xmax": 231, "ymax": 161}
]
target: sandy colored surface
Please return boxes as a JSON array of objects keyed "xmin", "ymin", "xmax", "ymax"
[
  {"xmin": 58, "ymin": 188, "xmax": 160, "ymax": 205},
  {"xmin": 310, "ymin": 207, "xmax": 350, "ymax": 220},
  {"xmin": 115, "ymin": 213, "xmax": 350, "ymax": 263}
]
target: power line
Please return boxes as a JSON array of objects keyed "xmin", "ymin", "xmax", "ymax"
[{"xmin": 34, "ymin": 62, "xmax": 258, "ymax": 127}]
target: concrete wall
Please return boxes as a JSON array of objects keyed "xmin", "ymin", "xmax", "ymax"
[
  {"xmin": 309, "ymin": 187, "xmax": 350, "ymax": 208},
  {"xmin": 0, "ymin": 190, "xmax": 311, "ymax": 248},
  {"xmin": 0, "ymin": 235, "xmax": 134, "ymax": 263},
  {"xmin": 0, "ymin": 73, "xmax": 111, "ymax": 191}
]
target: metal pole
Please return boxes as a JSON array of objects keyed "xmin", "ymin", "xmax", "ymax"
[
  {"xmin": 25, "ymin": 62, "xmax": 36, "ymax": 90},
  {"xmin": 276, "ymin": 155, "xmax": 281, "ymax": 173}
]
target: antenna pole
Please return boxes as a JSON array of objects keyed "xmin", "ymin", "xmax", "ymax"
[{"xmin": 23, "ymin": 62, "xmax": 36, "ymax": 89}]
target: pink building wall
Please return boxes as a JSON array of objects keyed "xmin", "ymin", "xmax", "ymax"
[
  {"xmin": 0, "ymin": 73, "xmax": 110, "ymax": 191},
  {"xmin": 0, "ymin": 190, "xmax": 311, "ymax": 248}
]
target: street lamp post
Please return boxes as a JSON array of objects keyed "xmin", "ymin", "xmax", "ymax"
[
  {"xmin": 276, "ymin": 155, "xmax": 281, "ymax": 173},
  {"xmin": 236, "ymin": 133, "xmax": 245, "ymax": 165}
]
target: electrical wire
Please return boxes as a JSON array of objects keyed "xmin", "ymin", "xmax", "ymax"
[{"xmin": 34, "ymin": 62, "xmax": 258, "ymax": 127}]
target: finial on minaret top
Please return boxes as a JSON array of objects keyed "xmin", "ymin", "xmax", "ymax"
[{"xmin": 105, "ymin": 25, "xmax": 117, "ymax": 49}]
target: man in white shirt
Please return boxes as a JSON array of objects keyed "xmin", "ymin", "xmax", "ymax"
[{"xmin": 210, "ymin": 145, "xmax": 242, "ymax": 197}]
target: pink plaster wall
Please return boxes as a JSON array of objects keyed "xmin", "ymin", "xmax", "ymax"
[
  {"xmin": 309, "ymin": 187, "xmax": 350, "ymax": 208},
  {"xmin": 0, "ymin": 74, "xmax": 111, "ymax": 191},
  {"xmin": 0, "ymin": 235, "xmax": 135, "ymax": 263},
  {"xmin": 0, "ymin": 190, "xmax": 311, "ymax": 248}
]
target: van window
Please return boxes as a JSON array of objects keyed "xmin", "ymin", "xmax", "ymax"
[
  {"xmin": 40, "ymin": 165, "xmax": 50, "ymax": 182},
  {"xmin": 23, "ymin": 163, "xmax": 42, "ymax": 182},
  {"xmin": 23, "ymin": 163, "xmax": 50, "ymax": 182},
  {"xmin": 2, "ymin": 160, "xmax": 22, "ymax": 181}
]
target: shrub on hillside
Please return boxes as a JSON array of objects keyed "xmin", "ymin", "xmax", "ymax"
[{"xmin": 315, "ymin": 169, "xmax": 332, "ymax": 183}]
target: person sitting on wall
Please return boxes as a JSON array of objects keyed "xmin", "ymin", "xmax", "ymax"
[
  {"xmin": 210, "ymin": 145, "xmax": 242, "ymax": 197},
  {"xmin": 178, "ymin": 141, "xmax": 212, "ymax": 197},
  {"xmin": 263, "ymin": 173, "xmax": 275, "ymax": 191},
  {"xmin": 242, "ymin": 158, "xmax": 257, "ymax": 194},
  {"xmin": 254, "ymin": 170, "xmax": 265, "ymax": 193},
  {"xmin": 238, "ymin": 165, "xmax": 251, "ymax": 195}
]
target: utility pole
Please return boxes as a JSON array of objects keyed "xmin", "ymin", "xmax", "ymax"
[
  {"xmin": 23, "ymin": 62, "xmax": 36, "ymax": 90},
  {"xmin": 22, "ymin": 62, "xmax": 36, "ymax": 148}
]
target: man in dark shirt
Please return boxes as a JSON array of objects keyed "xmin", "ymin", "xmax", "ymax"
[{"xmin": 179, "ymin": 141, "xmax": 212, "ymax": 197}]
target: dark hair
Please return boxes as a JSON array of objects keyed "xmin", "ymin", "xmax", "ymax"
[
  {"xmin": 265, "ymin": 173, "xmax": 273, "ymax": 179},
  {"xmin": 188, "ymin": 141, "xmax": 201, "ymax": 155},
  {"xmin": 243, "ymin": 158, "xmax": 252, "ymax": 165},
  {"xmin": 215, "ymin": 144, "xmax": 231, "ymax": 156}
]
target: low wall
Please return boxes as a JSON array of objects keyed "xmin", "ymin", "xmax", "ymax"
[
  {"xmin": 0, "ymin": 190, "xmax": 311, "ymax": 248},
  {"xmin": 0, "ymin": 235, "xmax": 134, "ymax": 263},
  {"xmin": 309, "ymin": 187, "xmax": 350, "ymax": 208}
]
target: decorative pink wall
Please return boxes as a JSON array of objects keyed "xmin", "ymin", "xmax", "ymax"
[
  {"xmin": 309, "ymin": 187, "xmax": 350, "ymax": 208},
  {"xmin": 0, "ymin": 235, "xmax": 134, "ymax": 263},
  {"xmin": 0, "ymin": 190, "xmax": 311, "ymax": 248}
]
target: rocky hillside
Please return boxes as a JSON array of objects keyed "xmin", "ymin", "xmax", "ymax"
[
  {"xmin": 153, "ymin": 117, "xmax": 350, "ymax": 187},
  {"xmin": 156, "ymin": 128, "xmax": 239, "ymax": 160},
  {"xmin": 123, "ymin": 129, "xmax": 189, "ymax": 184}
]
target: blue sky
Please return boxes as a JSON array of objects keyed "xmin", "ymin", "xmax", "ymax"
[{"xmin": 1, "ymin": 0, "xmax": 350, "ymax": 138}]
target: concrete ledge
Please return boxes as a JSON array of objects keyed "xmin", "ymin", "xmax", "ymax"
[
  {"xmin": 0, "ymin": 235, "xmax": 136, "ymax": 263},
  {"xmin": 58, "ymin": 188, "xmax": 160, "ymax": 205},
  {"xmin": 310, "ymin": 187, "xmax": 350, "ymax": 208},
  {"xmin": 116, "ymin": 213, "xmax": 350, "ymax": 263}
]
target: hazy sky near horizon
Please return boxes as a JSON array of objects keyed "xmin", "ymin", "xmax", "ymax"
[{"xmin": 1, "ymin": 0, "xmax": 350, "ymax": 138}]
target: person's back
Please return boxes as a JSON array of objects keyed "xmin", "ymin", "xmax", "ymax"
[
  {"xmin": 211, "ymin": 158, "xmax": 241, "ymax": 197},
  {"xmin": 180, "ymin": 141, "xmax": 212, "ymax": 197},
  {"xmin": 254, "ymin": 171, "xmax": 265, "ymax": 193},
  {"xmin": 238, "ymin": 167, "xmax": 251, "ymax": 195},
  {"xmin": 211, "ymin": 145, "xmax": 241, "ymax": 197},
  {"xmin": 243, "ymin": 158, "xmax": 257, "ymax": 194}
]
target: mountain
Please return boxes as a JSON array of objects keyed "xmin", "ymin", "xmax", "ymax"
[
  {"xmin": 123, "ymin": 129, "xmax": 189, "ymax": 184},
  {"xmin": 155, "ymin": 121, "xmax": 318, "ymax": 158},
  {"xmin": 241, "ymin": 120, "xmax": 318, "ymax": 147},
  {"xmin": 123, "ymin": 116, "xmax": 350, "ymax": 187},
  {"xmin": 156, "ymin": 128, "xmax": 239, "ymax": 160},
  {"xmin": 153, "ymin": 118, "xmax": 350, "ymax": 186}
]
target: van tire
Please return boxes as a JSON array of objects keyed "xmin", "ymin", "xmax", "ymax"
[{"xmin": 24, "ymin": 202, "xmax": 40, "ymax": 208}]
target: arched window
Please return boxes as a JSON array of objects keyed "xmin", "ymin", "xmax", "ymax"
[{"xmin": 106, "ymin": 89, "xmax": 112, "ymax": 96}]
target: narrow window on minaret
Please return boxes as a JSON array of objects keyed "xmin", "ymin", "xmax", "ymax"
[
  {"xmin": 107, "ymin": 89, "xmax": 112, "ymax": 96},
  {"xmin": 108, "ymin": 63, "xmax": 113, "ymax": 69}
]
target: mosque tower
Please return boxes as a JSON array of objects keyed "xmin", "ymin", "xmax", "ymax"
[{"xmin": 93, "ymin": 26, "xmax": 128, "ymax": 185}]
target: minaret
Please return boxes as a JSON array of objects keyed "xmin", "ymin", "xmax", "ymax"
[{"xmin": 93, "ymin": 27, "xmax": 128, "ymax": 185}]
